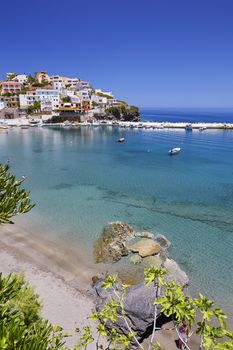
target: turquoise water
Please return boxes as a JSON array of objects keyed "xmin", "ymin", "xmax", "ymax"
[{"xmin": 0, "ymin": 125, "xmax": 233, "ymax": 320}]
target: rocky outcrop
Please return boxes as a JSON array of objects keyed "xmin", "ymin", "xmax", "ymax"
[
  {"xmin": 93, "ymin": 223, "xmax": 189, "ymax": 346},
  {"xmin": 94, "ymin": 222, "xmax": 134, "ymax": 263}
]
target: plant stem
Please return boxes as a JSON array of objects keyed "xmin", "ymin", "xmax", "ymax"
[
  {"xmin": 174, "ymin": 322, "xmax": 192, "ymax": 350},
  {"xmin": 148, "ymin": 283, "xmax": 160, "ymax": 350},
  {"xmin": 112, "ymin": 287, "xmax": 144, "ymax": 350}
]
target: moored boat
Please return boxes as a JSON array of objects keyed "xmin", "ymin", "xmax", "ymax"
[
  {"xmin": 169, "ymin": 147, "xmax": 181, "ymax": 155},
  {"xmin": 117, "ymin": 137, "xmax": 125, "ymax": 143}
]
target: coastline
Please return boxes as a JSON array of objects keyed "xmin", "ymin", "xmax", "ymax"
[{"xmin": 1, "ymin": 117, "xmax": 233, "ymax": 129}]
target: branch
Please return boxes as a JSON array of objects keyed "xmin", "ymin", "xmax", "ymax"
[{"xmin": 112, "ymin": 287, "xmax": 144, "ymax": 350}]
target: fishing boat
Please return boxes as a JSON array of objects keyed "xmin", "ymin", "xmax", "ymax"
[
  {"xmin": 169, "ymin": 147, "xmax": 181, "ymax": 155},
  {"xmin": 199, "ymin": 126, "xmax": 207, "ymax": 131}
]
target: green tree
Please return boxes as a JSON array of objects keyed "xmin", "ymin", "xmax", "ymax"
[
  {"xmin": 61, "ymin": 96, "xmax": 72, "ymax": 103},
  {"xmin": 26, "ymin": 101, "xmax": 41, "ymax": 114},
  {"xmin": 0, "ymin": 162, "xmax": 35, "ymax": 224}
]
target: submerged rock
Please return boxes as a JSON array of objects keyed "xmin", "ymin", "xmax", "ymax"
[
  {"xmin": 130, "ymin": 239, "xmax": 161, "ymax": 257},
  {"xmin": 94, "ymin": 222, "xmax": 134, "ymax": 263}
]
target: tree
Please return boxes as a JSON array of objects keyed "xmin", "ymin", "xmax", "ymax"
[
  {"xmin": 61, "ymin": 96, "xmax": 72, "ymax": 103},
  {"xmin": 27, "ymin": 74, "xmax": 36, "ymax": 84},
  {"xmin": 0, "ymin": 162, "xmax": 34, "ymax": 224},
  {"xmin": 26, "ymin": 101, "xmax": 41, "ymax": 114}
]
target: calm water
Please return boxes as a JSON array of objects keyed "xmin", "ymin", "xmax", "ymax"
[
  {"xmin": 0, "ymin": 117, "xmax": 233, "ymax": 321},
  {"xmin": 141, "ymin": 107, "xmax": 233, "ymax": 123}
]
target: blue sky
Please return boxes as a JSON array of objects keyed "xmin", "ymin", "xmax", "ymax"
[{"xmin": 1, "ymin": 0, "xmax": 233, "ymax": 107}]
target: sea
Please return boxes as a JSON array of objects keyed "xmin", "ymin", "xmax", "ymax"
[{"xmin": 0, "ymin": 107, "xmax": 233, "ymax": 322}]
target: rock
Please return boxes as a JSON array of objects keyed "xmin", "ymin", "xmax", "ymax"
[
  {"xmin": 94, "ymin": 222, "xmax": 134, "ymax": 263},
  {"xmin": 164, "ymin": 258, "xmax": 189, "ymax": 287},
  {"xmin": 142, "ymin": 255, "xmax": 162, "ymax": 268},
  {"xmin": 93, "ymin": 259, "xmax": 188, "ymax": 345},
  {"xmin": 134, "ymin": 231, "xmax": 154, "ymax": 239},
  {"xmin": 102, "ymin": 222, "xmax": 134, "ymax": 242},
  {"xmin": 129, "ymin": 255, "xmax": 142, "ymax": 265},
  {"xmin": 154, "ymin": 234, "xmax": 171, "ymax": 249},
  {"xmin": 130, "ymin": 239, "xmax": 161, "ymax": 257}
]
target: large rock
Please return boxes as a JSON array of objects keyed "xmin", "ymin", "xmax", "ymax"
[
  {"xmin": 154, "ymin": 234, "xmax": 171, "ymax": 249},
  {"xmin": 130, "ymin": 239, "xmax": 161, "ymax": 257},
  {"xmin": 142, "ymin": 255, "xmax": 162, "ymax": 268},
  {"xmin": 94, "ymin": 222, "xmax": 134, "ymax": 263},
  {"xmin": 94, "ymin": 259, "xmax": 188, "ymax": 345},
  {"xmin": 164, "ymin": 258, "xmax": 189, "ymax": 287}
]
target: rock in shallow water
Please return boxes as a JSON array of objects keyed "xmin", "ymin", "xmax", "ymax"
[
  {"xmin": 94, "ymin": 222, "xmax": 134, "ymax": 263},
  {"xmin": 130, "ymin": 239, "xmax": 161, "ymax": 257}
]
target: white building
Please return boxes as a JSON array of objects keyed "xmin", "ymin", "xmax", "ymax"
[
  {"xmin": 50, "ymin": 75, "xmax": 81, "ymax": 90},
  {"xmin": 13, "ymin": 74, "xmax": 28, "ymax": 84},
  {"xmin": 78, "ymin": 89, "xmax": 91, "ymax": 101},
  {"xmin": 0, "ymin": 101, "xmax": 6, "ymax": 110},
  {"xmin": 19, "ymin": 89, "xmax": 59, "ymax": 110},
  {"xmin": 91, "ymin": 94, "xmax": 107, "ymax": 105}
]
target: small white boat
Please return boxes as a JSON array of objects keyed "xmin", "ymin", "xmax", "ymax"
[
  {"xmin": 63, "ymin": 120, "xmax": 72, "ymax": 126},
  {"xmin": 117, "ymin": 137, "xmax": 125, "ymax": 143},
  {"xmin": 199, "ymin": 126, "xmax": 207, "ymax": 131},
  {"xmin": 169, "ymin": 147, "xmax": 181, "ymax": 155}
]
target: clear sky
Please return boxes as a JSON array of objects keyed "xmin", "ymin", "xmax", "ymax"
[{"xmin": 1, "ymin": 0, "xmax": 233, "ymax": 107}]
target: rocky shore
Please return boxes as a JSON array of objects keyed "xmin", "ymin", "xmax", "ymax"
[
  {"xmin": 0, "ymin": 221, "xmax": 195, "ymax": 349},
  {"xmin": 93, "ymin": 222, "xmax": 189, "ymax": 347}
]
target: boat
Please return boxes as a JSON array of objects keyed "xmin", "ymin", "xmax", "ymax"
[
  {"xmin": 63, "ymin": 120, "xmax": 72, "ymax": 127},
  {"xmin": 29, "ymin": 119, "xmax": 40, "ymax": 127},
  {"xmin": 20, "ymin": 124, "xmax": 30, "ymax": 129},
  {"xmin": 185, "ymin": 123, "xmax": 193, "ymax": 131},
  {"xmin": 117, "ymin": 137, "xmax": 125, "ymax": 143},
  {"xmin": 169, "ymin": 147, "xmax": 181, "ymax": 155},
  {"xmin": 199, "ymin": 126, "xmax": 207, "ymax": 131}
]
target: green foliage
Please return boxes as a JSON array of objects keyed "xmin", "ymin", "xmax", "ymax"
[
  {"xmin": 91, "ymin": 101, "xmax": 99, "ymax": 107},
  {"xmin": 0, "ymin": 162, "xmax": 35, "ymax": 224},
  {"xmin": 61, "ymin": 96, "xmax": 72, "ymax": 103},
  {"xmin": 96, "ymin": 92, "xmax": 113, "ymax": 99},
  {"xmin": 0, "ymin": 273, "xmax": 67, "ymax": 350},
  {"xmin": 27, "ymin": 75, "xmax": 36, "ymax": 84},
  {"xmin": 26, "ymin": 101, "xmax": 41, "ymax": 114},
  {"xmin": 7, "ymin": 74, "xmax": 17, "ymax": 80},
  {"xmin": 105, "ymin": 106, "xmax": 121, "ymax": 119},
  {"xmin": 4, "ymin": 273, "xmax": 41, "ymax": 325}
]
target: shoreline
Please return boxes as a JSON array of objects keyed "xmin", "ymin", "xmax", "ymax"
[{"xmin": 1, "ymin": 117, "xmax": 233, "ymax": 129}]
